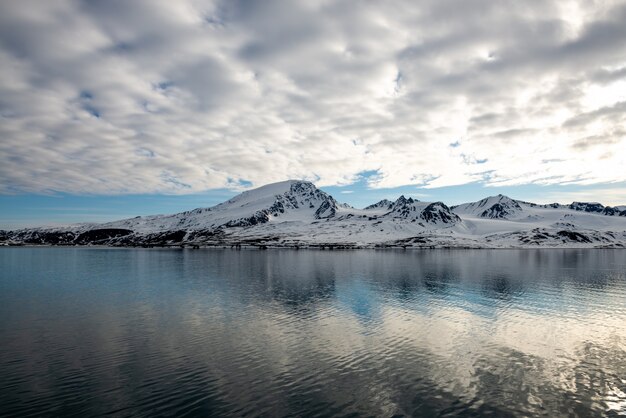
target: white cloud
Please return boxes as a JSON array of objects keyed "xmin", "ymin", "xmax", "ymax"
[
  {"xmin": 541, "ymin": 188, "xmax": 626, "ymax": 207},
  {"xmin": 0, "ymin": 0, "xmax": 625, "ymax": 195}
]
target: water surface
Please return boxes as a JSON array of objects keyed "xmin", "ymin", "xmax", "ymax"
[{"xmin": 1, "ymin": 248, "xmax": 625, "ymax": 417}]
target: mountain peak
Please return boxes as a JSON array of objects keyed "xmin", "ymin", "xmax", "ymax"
[
  {"xmin": 493, "ymin": 194, "xmax": 515, "ymax": 201},
  {"xmin": 223, "ymin": 180, "xmax": 315, "ymax": 205},
  {"xmin": 420, "ymin": 202, "xmax": 460, "ymax": 224},
  {"xmin": 453, "ymin": 194, "xmax": 522, "ymax": 219},
  {"xmin": 395, "ymin": 195, "xmax": 416, "ymax": 205},
  {"xmin": 569, "ymin": 202, "xmax": 604, "ymax": 213},
  {"xmin": 364, "ymin": 199, "xmax": 394, "ymax": 210},
  {"xmin": 218, "ymin": 179, "xmax": 337, "ymax": 223}
]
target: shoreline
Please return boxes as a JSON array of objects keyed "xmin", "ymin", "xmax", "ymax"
[{"xmin": 2, "ymin": 243, "xmax": 625, "ymax": 250}]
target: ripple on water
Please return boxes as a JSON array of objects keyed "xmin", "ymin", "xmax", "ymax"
[{"xmin": 0, "ymin": 248, "xmax": 625, "ymax": 417}]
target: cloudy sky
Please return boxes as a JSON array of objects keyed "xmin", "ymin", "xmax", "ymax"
[{"xmin": 1, "ymin": 0, "xmax": 625, "ymax": 227}]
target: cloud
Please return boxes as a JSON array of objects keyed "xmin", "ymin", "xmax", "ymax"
[
  {"xmin": 542, "ymin": 188, "xmax": 626, "ymax": 207},
  {"xmin": 0, "ymin": 0, "xmax": 625, "ymax": 195}
]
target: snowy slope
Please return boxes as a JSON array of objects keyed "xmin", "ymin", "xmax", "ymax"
[
  {"xmin": 2, "ymin": 181, "xmax": 626, "ymax": 248},
  {"xmin": 100, "ymin": 180, "xmax": 338, "ymax": 233},
  {"xmin": 449, "ymin": 195, "xmax": 626, "ymax": 247},
  {"xmin": 358, "ymin": 195, "xmax": 460, "ymax": 225},
  {"xmin": 452, "ymin": 195, "xmax": 523, "ymax": 219},
  {"xmin": 364, "ymin": 199, "xmax": 394, "ymax": 211}
]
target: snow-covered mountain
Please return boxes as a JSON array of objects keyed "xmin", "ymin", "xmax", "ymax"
[
  {"xmin": 361, "ymin": 195, "xmax": 459, "ymax": 225},
  {"xmin": 2, "ymin": 180, "xmax": 626, "ymax": 248},
  {"xmin": 452, "ymin": 194, "xmax": 522, "ymax": 219},
  {"xmin": 364, "ymin": 199, "xmax": 394, "ymax": 210},
  {"xmin": 100, "ymin": 180, "xmax": 339, "ymax": 233}
]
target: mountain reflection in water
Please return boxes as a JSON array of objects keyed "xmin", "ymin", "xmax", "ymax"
[{"xmin": 1, "ymin": 248, "xmax": 625, "ymax": 417}]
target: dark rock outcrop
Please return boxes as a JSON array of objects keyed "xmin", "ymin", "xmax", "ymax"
[
  {"xmin": 314, "ymin": 200, "xmax": 336, "ymax": 219},
  {"xmin": 223, "ymin": 211, "xmax": 271, "ymax": 228},
  {"xmin": 480, "ymin": 202, "xmax": 521, "ymax": 219},
  {"xmin": 569, "ymin": 202, "xmax": 604, "ymax": 213},
  {"xmin": 420, "ymin": 202, "xmax": 460, "ymax": 224},
  {"xmin": 556, "ymin": 230, "xmax": 592, "ymax": 243},
  {"xmin": 75, "ymin": 229, "xmax": 133, "ymax": 245},
  {"xmin": 364, "ymin": 199, "xmax": 394, "ymax": 210}
]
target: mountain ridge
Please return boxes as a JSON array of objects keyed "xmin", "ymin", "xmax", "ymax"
[{"xmin": 2, "ymin": 180, "xmax": 626, "ymax": 249}]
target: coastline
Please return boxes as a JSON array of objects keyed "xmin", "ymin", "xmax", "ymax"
[{"xmin": 2, "ymin": 243, "xmax": 625, "ymax": 250}]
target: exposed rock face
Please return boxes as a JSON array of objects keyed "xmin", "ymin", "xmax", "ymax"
[
  {"xmin": 223, "ymin": 211, "xmax": 271, "ymax": 228},
  {"xmin": 420, "ymin": 202, "xmax": 460, "ymax": 224},
  {"xmin": 453, "ymin": 194, "xmax": 523, "ymax": 220},
  {"xmin": 602, "ymin": 207, "xmax": 617, "ymax": 216},
  {"xmin": 390, "ymin": 196, "xmax": 417, "ymax": 218},
  {"xmin": 556, "ymin": 230, "xmax": 592, "ymax": 243},
  {"xmin": 214, "ymin": 181, "xmax": 339, "ymax": 227},
  {"xmin": 490, "ymin": 228, "xmax": 621, "ymax": 247},
  {"xmin": 13, "ymin": 230, "xmax": 77, "ymax": 245},
  {"xmin": 569, "ymin": 202, "xmax": 605, "ymax": 213},
  {"xmin": 364, "ymin": 199, "xmax": 394, "ymax": 210},
  {"xmin": 274, "ymin": 181, "xmax": 337, "ymax": 214},
  {"xmin": 601, "ymin": 206, "xmax": 626, "ymax": 216},
  {"xmin": 368, "ymin": 197, "xmax": 460, "ymax": 225},
  {"xmin": 75, "ymin": 229, "xmax": 133, "ymax": 245},
  {"xmin": 565, "ymin": 202, "xmax": 626, "ymax": 217},
  {"xmin": 314, "ymin": 200, "xmax": 337, "ymax": 219},
  {"xmin": 0, "ymin": 228, "xmax": 134, "ymax": 246},
  {"xmin": 479, "ymin": 199, "xmax": 522, "ymax": 219},
  {"xmin": 480, "ymin": 202, "xmax": 521, "ymax": 219}
]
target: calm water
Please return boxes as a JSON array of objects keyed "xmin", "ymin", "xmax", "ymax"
[{"xmin": 1, "ymin": 248, "xmax": 625, "ymax": 417}]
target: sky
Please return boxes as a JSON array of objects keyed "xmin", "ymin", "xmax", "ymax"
[{"xmin": 1, "ymin": 0, "xmax": 625, "ymax": 228}]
